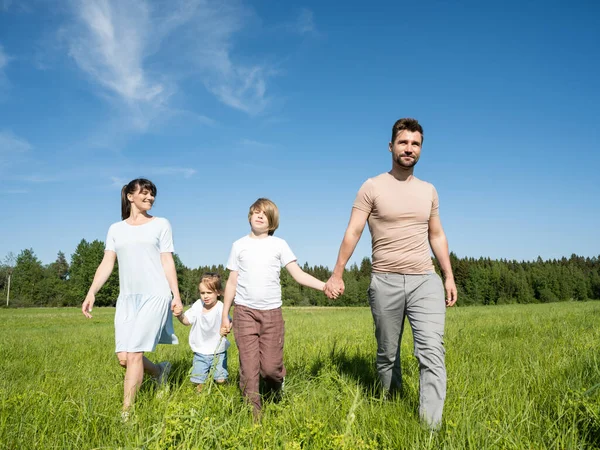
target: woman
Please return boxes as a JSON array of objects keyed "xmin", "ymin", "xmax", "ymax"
[{"xmin": 81, "ymin": 178, "xmax": 183, "ymax": 419}]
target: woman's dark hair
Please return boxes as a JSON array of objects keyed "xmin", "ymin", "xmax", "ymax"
[{"xmin": 121, "ymin": 178, "xmax": 157, "ymax": 220}]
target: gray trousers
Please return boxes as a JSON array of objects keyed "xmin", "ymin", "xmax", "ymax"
[{"xmin": 368, "ymin": 272, "xmax": 446, "ymax": 428}]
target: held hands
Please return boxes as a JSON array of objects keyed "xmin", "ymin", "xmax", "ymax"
[
  {"xmin": 172, "ymin": 297, "xmax": 184, "ymax": 316},
  {"xmin": 82, "ymin": 293, "xmax": 95, "ymax": 318},
  {"xmin": 220, "ymin": 318, "xmax": 232, "ymax": 337},
  {"xmin": 324, "ymin": 275, "xmax": 345, "ymax": 300},
  {"xmin": 444, "ymin": 276, "xmax": 458, "ymax": 307}
]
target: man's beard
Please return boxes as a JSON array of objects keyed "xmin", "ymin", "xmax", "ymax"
[{"xmin": 395, "ymin": 154, "xmax": 419, "ymax": 168}]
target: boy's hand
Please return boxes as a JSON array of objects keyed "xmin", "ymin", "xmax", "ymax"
[{"xmin": 220, "ymin": 318, "xmax": 232, "ymax": 336}]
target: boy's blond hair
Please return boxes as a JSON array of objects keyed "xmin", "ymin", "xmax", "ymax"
[
  {"xmin": 248, "ymin": 198, "xmax": 279, "ymax": 236},
  {"xmin": 199, "ymin": 272, "xmax": 223, "ymax": 294}
]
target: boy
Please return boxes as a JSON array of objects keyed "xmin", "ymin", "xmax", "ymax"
[{"xmin": 221, "ymin": 198, "xmax": 338, "ymax": 416}]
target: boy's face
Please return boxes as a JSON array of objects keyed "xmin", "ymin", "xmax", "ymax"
[
  {"xmin": 249, "ymin": 208, "xmax": 270, "ymax": 234},
  {"xmin": 199, "ymin": 282, "xmax": 219, "ymax": 308}
]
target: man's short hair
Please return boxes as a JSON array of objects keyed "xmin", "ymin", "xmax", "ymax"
[
  {"xmin": 248, "ymin": 198, "xmax": 280, "ymax": 236},
  {"xmin": 391, "ymin": 118, "xmax": 424, "ymax": 144}
]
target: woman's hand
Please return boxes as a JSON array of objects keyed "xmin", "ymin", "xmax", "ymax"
[
  {"xmin": 82, "ymin": 292, "xmax": 95, "ymax": 318},
  {"xmin": 171, "ymin": 296, "xmax": 183, "ymax": 315}
]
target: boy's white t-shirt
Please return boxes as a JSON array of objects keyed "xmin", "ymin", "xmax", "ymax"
[
  {"xmin": 184, "ymin": 300, "xmax": 230, "ymax": 355},
  {"xmin": 226, "ymin": 235, "xmax": 296, "ymax": 310}
]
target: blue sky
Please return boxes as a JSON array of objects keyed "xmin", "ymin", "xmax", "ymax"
[{"xmin": 1, "ymin": 0, "xmax": 599, "ymax": 269}]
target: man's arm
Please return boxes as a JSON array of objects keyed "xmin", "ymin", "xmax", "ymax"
[
  {"xmin": 324, "ymin": 208, "xmax": 370, "ymax": 297},
  {"xmin": 221, "ymin": 271, "xmax": 238, "ymax": 332},
  {"xmin": 428, "ymin": 215, "xmax": 458, "ymax": 306}
]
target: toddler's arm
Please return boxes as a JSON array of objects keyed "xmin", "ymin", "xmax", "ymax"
[{"xmin": 175, "ymin": 310, "xmax": 191, "ymax": 326}]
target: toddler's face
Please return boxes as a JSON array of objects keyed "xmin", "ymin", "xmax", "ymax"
[{"xmin": 199, "ymin": 282, "xmax": 219, "ymax": 308}]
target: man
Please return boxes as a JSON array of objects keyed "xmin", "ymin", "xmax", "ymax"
[{"xmin": 324, "ymin": 118, "xmax": 457, "ymax": 429}]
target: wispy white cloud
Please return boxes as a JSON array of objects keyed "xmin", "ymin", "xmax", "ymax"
[
  {"xmin": 66, "ymin": 0, "xmax": 172, "ymax": 131},
  {"xmin": 110, "ymin": 176, "xmax": 126, "ymax": 188},
  {"xmin": 1, "ymin": 0, "xmax": 34, "ymax": 13},
  {"xmin": 295, "ymin": 9, "xmax": 317, "ymax": 35},
  {"xmin": 181, "ymin": 1, "xmax": 276, "ymax": 115},
  {"xmin": 239, "ymin": 138, "xmax": 274, "ymax": 148},
  {"xmin": 272, "ymin": 8, "xmax": 318, "ymax": 36},
  {"xmin": 0, "ymin": 45, "xmax": 7, "ymax": 71},
  {"xmin": 0, "ymin": 130, "xmax": 32, "ymax": 155},
  {"xmin": 108, "ymin": 167, "xmax": 196, "ymax": 189},
  {"xmin": 0, "ymin": 189, "xmax": 29, "ymax": 195},
  {"xmin": 64, "ymin": 0, "xmax": 280, "ymax": 124},
  {"xmin": 0, "ymin": 44, "xmax": 9, "ymax": 91},
  {"xmin": 0, "ymin": 131, "xmax": 32, "ymax": 181},
  {"xmin": 19, "ymin": 175, "xmax": 61, "ymax": 183},
  {"xmin": 144, "ymin": 166, "xmax": 197, "ymax": 178},
  {"xmin": 69, "ymin": 0, "xmax": 164, "ymax": 103}
]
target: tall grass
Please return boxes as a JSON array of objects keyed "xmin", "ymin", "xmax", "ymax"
[{"xmin": 0, "ymin": 302, "xmax": 599, "ymax": 449}]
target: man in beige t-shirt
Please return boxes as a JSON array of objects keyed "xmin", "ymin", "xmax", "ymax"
[{"xmin": 325, "ymin": 118, "xmax": 457, "ymax": 429}]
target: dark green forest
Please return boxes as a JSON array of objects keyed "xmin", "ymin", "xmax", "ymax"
[{"xmin": 1, "ymin": 240, "xmax": 599, "ymax": 307}]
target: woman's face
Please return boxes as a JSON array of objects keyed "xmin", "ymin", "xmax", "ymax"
[{"xmin": 127, "ymin": 186, "xmax": 155, "ymax": 213}]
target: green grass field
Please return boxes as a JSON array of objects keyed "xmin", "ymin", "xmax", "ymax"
[{"xmin": 1, "ymin": 302, "xmax": 599, "ymax": 449}]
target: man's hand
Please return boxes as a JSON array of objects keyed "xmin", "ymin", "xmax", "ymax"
[
  {"xmin": 324, "ymin": 275, "xmax": 345, "ymax": 299},
  {"xmin": 444, "ymin": 277, "xmax": 458, "ymax": 307}
]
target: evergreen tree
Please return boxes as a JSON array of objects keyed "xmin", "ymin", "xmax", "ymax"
[
  {"xmin": 11, "ymin": 249, "xmax": 45, "ymax": 306},
  {"xmin": 69, "ymin": 239, "xmax": 119, "ymax": 306}
]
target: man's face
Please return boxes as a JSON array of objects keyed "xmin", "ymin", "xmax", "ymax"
[{"xmin": 388, "ymin": 130, "xmax": 422, "ymax": 168}]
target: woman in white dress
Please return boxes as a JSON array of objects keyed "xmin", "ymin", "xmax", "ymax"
[{"xmin": 81, "ymin": 178, "xmax": 183, "ymax": 417}]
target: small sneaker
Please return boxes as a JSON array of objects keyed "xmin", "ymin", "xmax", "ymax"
[
  {"xmin": 121, "ymin": 410, "xmax": 130, "ymax": 423},
  {"xmin": 273, "ymin": 377, "xmax": 285, "ymax": 403},
  {"xmin": 156, "ymin": 361, "xmax": 171, "ymax": 387}
]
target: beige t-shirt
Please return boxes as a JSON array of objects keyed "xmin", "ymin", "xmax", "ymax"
[{"xmin": 353, "ymin": 172, "xmax": 439, "ymax": 274}]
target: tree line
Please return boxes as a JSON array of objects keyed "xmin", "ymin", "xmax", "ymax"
[{"xmin": 1, "ymin": 239, "xmax": 599, "ymax": 307}]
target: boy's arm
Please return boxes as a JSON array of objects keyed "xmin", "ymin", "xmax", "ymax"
[
  {"xmin": 221, "ymin": 271, "xmax": 238, "ymax": 332},
  {"xmin": 285, "ymin": 261, "xmax": 336, "ymax": 296}
]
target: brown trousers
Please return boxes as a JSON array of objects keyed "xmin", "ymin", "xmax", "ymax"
[{"xmin": 233, "ymin": 304, "xmax": 286, "ymax": 414}]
